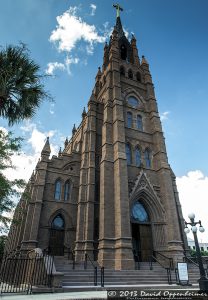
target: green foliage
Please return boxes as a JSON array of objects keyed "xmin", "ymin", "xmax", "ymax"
[
  {"xmin": 0, "ymin": 129, "xmax": 26, "ymax": 232},
  {"xmin": 0, "ymin": 235, "xmax": 7, "ymax": 258},
  {"xmin": 0, "ymin": 43, "xmax": 52, "ymax": 125},
  {"xmin": 190, "ymin": 249, "xmax": 208, "ymax": 257}
]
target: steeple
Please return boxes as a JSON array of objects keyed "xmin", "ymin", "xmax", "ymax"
[
  {"xmin": 113, "ymin": 3, "xmax": 125, "ymax": 39},
  {"xmin": 41, "ymin": 137, "xmax": 51, "ymax": 159}
]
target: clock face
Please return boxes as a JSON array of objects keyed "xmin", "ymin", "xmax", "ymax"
[
  {"xmin": 128, "ymin": 96, "xmax": 139, "ymax": 107},
  {"xmin": 131, "ymin": 202, "xmax": 148, "ymax": 222}
]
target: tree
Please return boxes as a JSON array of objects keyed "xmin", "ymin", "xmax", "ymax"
[
  {"xmin": 0, "ymin": 44, "xmax": 51, "ymax": 125},
  {"xmin": 0, "ymin": 129, "xmax": 25, "ymax": 232}
]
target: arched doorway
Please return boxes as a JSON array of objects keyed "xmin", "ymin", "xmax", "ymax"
[
  {"xmin": 49, "ymin": 214, "xmax": 65, "ymax": 256},
  {"xmin": 131, "ymin": 201, "xmax": 153, "ymax": 262}
]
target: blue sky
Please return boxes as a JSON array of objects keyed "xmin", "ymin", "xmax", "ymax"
[{"xmin": 1, "ymin": 0, "xmax": 208, "ymax": 240}]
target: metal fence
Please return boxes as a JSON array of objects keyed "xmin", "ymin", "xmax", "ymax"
[{"xmin": 0, "ymin": 253, "xmax": 53, "ymax": 294}]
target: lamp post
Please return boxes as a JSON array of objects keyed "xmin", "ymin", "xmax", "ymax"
[{"xmin": 184, "ymin": 213, "xmax": 208, "ymax": 291}]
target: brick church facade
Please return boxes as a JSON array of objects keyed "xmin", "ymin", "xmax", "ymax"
[{"xmin": 6, "ymin": 10, "xmax": 188, "ymax": 270}]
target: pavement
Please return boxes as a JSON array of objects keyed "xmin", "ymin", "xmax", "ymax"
[
  {"xmin": 0, "ymin": 284, "xmax": 202, "ymax": 300},
  {"xmin": 1, "ymin": 291, "xmax": 107, "ymax": 300}
]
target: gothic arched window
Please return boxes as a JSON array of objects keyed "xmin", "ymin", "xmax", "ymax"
[
  {"xmin": 137, "ymin": 115, "xmax": 143, "ymax": 131},
  {"xmin": 127, "ymin": 112, "xmax": 133, "ymax": 128},
  {"xmin": 135, "ymin": 147, "xmax": 141, "ymax": 167},
  {"xmin": 145, "ymin": 148, "xmax": 151, "ymax": 168},
  {"xmin": 136, "ymin": 72, "xmax": 141, "ymax": 82},
  {"xmin": 120, "ymin": 66, "xmax": 125, "ymax": 76},
  {"xmin": 131, "ymin": 202, "xmax": 149, "ymax": 222},
  {"xmin": 128, "ymin": 69, "xmax": 133, "ymax": 79},
  {"xmin": 52, "ymin": 214, "xmax": 65, "ymax": 229},
  {"xmin": 126, "ymin": 143, "xmax": 132, "ymax": 165},
  {"xmin": 54, "ymin": 180, "xmax": 61, "ymax": 201},
  {"xmin": 120, "ymin": 44, "xmax": 127, "ymax": 60},
  {"xmin": 64, "ymin": 180, "xmax": 71, "ymax": 201}
]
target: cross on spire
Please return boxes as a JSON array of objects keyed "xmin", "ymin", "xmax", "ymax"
[{"xmin": 113, "ymin": 3, "xmax": 123, "ymax": 18}]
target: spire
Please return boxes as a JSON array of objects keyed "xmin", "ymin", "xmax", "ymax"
[
  {"xmin": 113, "ymin": 4, "xmax": 125, "ymax": 39},
  {"xmin": 72, "ymin": 124, "xmax": 77, "ymax": 135},
  {"xmin": 82, "ymin": 107, "xmax": 87, "ymax": 119},
  {"xmin": 64, "ymin": 137, "xmax": 69, "ymax": 148},
  {"xmin": 141, "ymin": 55, "xmax": 149, "ymax": 66},
  {"xmin": 58, "ymin": 147, "xmax": 62, "ymax": 157},
  {"xmin": 41, "ymin": 137, "xmax": 51, "ymax": 159}
]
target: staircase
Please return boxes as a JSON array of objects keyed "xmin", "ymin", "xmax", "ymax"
[{"xmin": 54, "ymin": 257, "xmax": 200, "ymax": 289}]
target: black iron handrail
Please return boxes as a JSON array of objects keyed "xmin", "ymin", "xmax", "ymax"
[
  {"xmin": 183, "ymin": 255, "xmax": 199, "ymax": 268},
  {"xmin": 84, "ymin": 253, "xmax": 97, "ymax": 286},
  {"xmin": 149, "ymin": 254, "xmax": 172, "ymax": 284},
  {"xmin": 154, "ymin": 251, "xmax": 174, "ymax": 269},
  {"xmin": 149, "ymin": 254, "xmax": 166, "ymax": 270},
  {"xmin": 84, "ymin": 253, "xmax": 104, "ymax": 287}
]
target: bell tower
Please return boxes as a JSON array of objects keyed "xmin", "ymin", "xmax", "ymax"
[{"xmin": 95, "ymin": 5, "xmax": 187, "ymax": 269}]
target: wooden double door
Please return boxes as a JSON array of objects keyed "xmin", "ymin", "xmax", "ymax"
[
  {"xmin": 49, "ymin": 229, "xmax": 65, "ymax": 256},
  {"xmin": 131, "ymin": 223, "xmax": 153, "ymax": 262}
]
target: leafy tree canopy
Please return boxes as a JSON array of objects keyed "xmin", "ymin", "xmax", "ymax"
[
  {"xmin": 0, "ymin": 43, "xmax": 52, "ymax": 125},
  {"xmin": 0, "ymin": 129, "xmax": 25, "ymax": 232}
]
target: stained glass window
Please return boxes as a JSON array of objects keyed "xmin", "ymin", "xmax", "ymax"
[
  {"xmin": 126, "ymin": 144, "xmax": 132, "ymax": 165},
  {"xmin": 127, "ymin": 112, "xmax": 133, "ymax": 128},
  {"xmin": 54, "ymin": 180, "xmax": 61, "ymax": 200},
  {"xmin": 52, "ymin": 215, "xmax": 64, "ymax": 229},
  {"xmin": 131, "ymin": 202, "xmax": 149, "ymax": 222},
  {"xmin": 128, "ymin": 96, "xmax": 139, "ymax": 107},
  {"xmin": 64, "ymin": 181, "xmax": 70, "ymax": 201},
  {"xmin": 137, "ymin": 115, "xmax": 143, "ymax": 131}
]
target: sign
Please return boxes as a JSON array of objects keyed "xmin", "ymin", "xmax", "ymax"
[{"xmin": 177, "ymin": 262, "xmax": 189, "ymax": 285}]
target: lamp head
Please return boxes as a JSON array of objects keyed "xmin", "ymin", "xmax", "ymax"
[
  {"xmin": 191, "ymin": 226, "xmax": 197, "ymax": 233},
  {"xmin": 184, "ymin": 227, "xmax": 190, "ymax": 234},
  {"xmin": 199, "ymin": 226, "xmax": 205, "ymax": 233},
  {"xmin": 188, "ymin": 213, "xmax": 195, "ymax": 220}
]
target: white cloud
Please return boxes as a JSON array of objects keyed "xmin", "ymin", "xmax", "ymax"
[
  {"xmin": 49, "ymin": 103, "xmax": 55, "ymax": 115},
  {"xmin": 48, "ymin": 6, "xmax": 106, "ymax": 75},
  {"xmin": 90, "ymin": 4, "xmax": 96, "ymax": 16},
  {"xmin": 46, "ymin": 62, "xmax": 65, "ymax": 75},
  {"xmin": 49, "ymin": 6, "xmax": 105, "ymax": 53},
  {"xmin": 176, "ymin": 170, "xmax": 208, "ymax": 242},
  {"xmin": 3, "ymin": 122, "xmax": 64, "ymax": 183},
  {"xmin": 65, "ymin": 56, "xmax": 79, "ymax": 75},
  {"xmin": 160, "ymin": 111, "xmax": 170, "ymax": 121}
]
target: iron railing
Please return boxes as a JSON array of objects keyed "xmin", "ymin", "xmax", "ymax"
[
  {"xmin": 154, "ymin": 251, "xmax": 174, "ymax": 270},
  {"xmin": 0, "ymin": 252, "xmax": 53, "ymax": 294},
  {"xmin": 84, "ymin": 253, "xmax": 105, "ymax": 287},
  {"xmin": 149, "ymin": 254, "xmax": 172, "ymax": 284}
]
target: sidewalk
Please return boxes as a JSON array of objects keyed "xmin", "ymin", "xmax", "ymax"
[{"xmin": 1, "ymin": 291, "xmax": 107, "ymax": 300}]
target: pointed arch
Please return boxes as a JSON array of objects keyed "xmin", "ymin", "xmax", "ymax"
[
  {"xmin": 123, "ymin": 87, "xmax": 145, "ymax": 107},
  {"xmin": 51, "ymin": 214, "xmax": 65, "ymax": 229},
  {"xmin": 129, "ymin": 172, "xmax": 165, "ymax": 222}
]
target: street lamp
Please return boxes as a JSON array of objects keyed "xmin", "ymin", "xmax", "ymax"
[{"xmin": 184, "ymin": 213, "xmax": 208, "ymax": 291}]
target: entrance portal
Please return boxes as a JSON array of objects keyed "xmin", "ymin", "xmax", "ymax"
[
  {"xmin": 131, "ymin": 201, "xmax": 153, "ymax": 262},
  {"xmin": 49, "ymin": 214, "xmax": 65, "ymax": 256}
]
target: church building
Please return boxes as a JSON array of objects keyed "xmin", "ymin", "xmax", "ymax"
[{"xmin": 5, "ymin": 6, "xmax": 188, "ymax": 270}]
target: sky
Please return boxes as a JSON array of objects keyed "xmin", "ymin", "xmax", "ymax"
[{"xmin": 0, "ymin": 0, "xmax": 208, "ymax": 242}]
